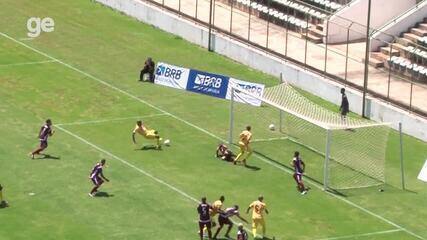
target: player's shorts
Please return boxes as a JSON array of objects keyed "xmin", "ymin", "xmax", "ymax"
[
  {"xmin": 238, "ymin": 142, "xmax": 249, "ymax": 152},
  {"xmin": 198, "ymin": 220, "xmax": 212, "ymax": 229},
  {"xmin": 144, "ymin": 130, "xmax": 158, "ymax": 139},
  {"xmin": 91, "ymin": 176, "xmax": 104, "ymax": 186},
  {"xmin": 341, "ymin": 109, "xmax": 349, "ymax": 116},
  {"xmin": 252, "ymin": 218, "xmax": 265, "ymax": 229},
  {"xmin": 40, "ymin": 140, "xmax": 48, "ymax": 149},
  {"xmin": 218, "ymin": 215, "xmax": 232, "ymax": 226},
  {"xmin": 293, "ymin": 173, "xmax": 303, "ymax": 183}
]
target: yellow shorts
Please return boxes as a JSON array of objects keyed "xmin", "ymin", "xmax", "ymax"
[
  {"xmin": 144, "ymin": 130, "xmax": 157, "ymax": 139},
  {"xmin": 252, "ymin": 218, "xmax": 265, "ymax": 229},
  {"xmin": 239, "ymin": 142, "xmax": 251, "ymax": 152}
]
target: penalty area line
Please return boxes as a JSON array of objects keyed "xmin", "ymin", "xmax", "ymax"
[
  {"xmin": 1, "ymin": 31, "xmax": 424, "ymax": 240},
  {"xmin": 313, "ymin": 229, "xmax": 403, "ymax": 240},
  {"xmin": 0, "ymin": 59, "xmax": 57, "ymax": 67},
  {"xmin": 56, "ymin": 113, "xmax": 169, "ymax": 126}
]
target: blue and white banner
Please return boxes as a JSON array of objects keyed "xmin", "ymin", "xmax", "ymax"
[
  {"xmin": 154, "ymin": 62, "xmax": 190, "ymax": 90},
  {"xmin": 226, "ymin": 78, "xmax": 265, "ymax": 107},
  {"xmin": 186, "ymin": 69, "xmax": 229, "ymax": 99},
  {"xmin": 153, "ymin": 62, "xmax": 265, "ymax": 107}
]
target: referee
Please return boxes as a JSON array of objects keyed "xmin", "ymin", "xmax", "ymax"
[{"xmin": 340, "ymin": 88, "xmax": 349, "ymax": 122}]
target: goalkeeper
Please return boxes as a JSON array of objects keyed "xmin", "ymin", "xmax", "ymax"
[
  {"xmin": 216, "ymin": 144, "xmax": 235, "ymax": 162},
  {"xmin": 132, "ymin": 120, "xmax": 162, "ymax": 149}
]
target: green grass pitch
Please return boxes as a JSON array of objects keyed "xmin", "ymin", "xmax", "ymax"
[{"xmin": 0, "ymin": 0, "xmax": 426, "ymax": 239}]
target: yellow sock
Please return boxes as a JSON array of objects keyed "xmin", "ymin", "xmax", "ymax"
[
  {"xmin": 235, "ymin": 152, "xmax": 244, "ymax": 162},
  {"xmin": 252, "ymin": 228, "xmax": 257, "ymax": 237}
]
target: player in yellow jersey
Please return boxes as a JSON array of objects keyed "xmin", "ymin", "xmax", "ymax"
[
  {"xmin": 233, "ymin": 126, "xmax": 252, "ymax": 166},
  {"xmin": 211, "ymin": 195, "xmax": 225, "ymax": 218},
  {"xmin": 246, "ymin": 195, "xmax": 269, "ymax": 239},
  {"xmin": 132, "ymin": 120, "xmax": 162, "ymax": 149}
]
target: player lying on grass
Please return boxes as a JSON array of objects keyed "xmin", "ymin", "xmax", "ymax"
[
  {"xmin": 0, "ymin": 184, "xmax": 9, "ymax": 208},
  {"xmin": 291, "ymin": 151, "xmax": 308, "ymax": 195},
  {"xmin": 88, "ymin": 159, "xmax": 110, "ymax": 197},
  {"xmin": 215, "ymin": 144, "xmax": 235, "ymax": 162},
  {"xmin": 213, "ymin": 205, "xmax": 248, "ymax": 239},
  {"xmin": 132, "ymin": 120, "xmax": 162, "ymax": 149},
  {"xmin": 233, "ymin": 126, "xmax": 253, "ymax": 166},
  {"xmin": 29, "ymin": 119, "xmax": 54, "ymax": 159}
]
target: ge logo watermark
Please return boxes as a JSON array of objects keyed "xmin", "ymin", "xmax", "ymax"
[{"xmin": 27, "ymin": 17, "xmax": 55, "ymax": 38}]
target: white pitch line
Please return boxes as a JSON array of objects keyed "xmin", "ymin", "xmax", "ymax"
[
  {"xmin": 1, "ymin": 31, "xmax": 424, "ymax": 240},
  {"xmin": 56, "ymin": 125, "xmax": 198, "ymax": 202},
  {"xmin": 56, "ymin": 125, "xmax": 255, "ymax": 236},
  {"xmin": 56, "ymin": 113, "xmax": 169, "ymax": 126},
  {"xmin": 251, "ymin": 136, "xmax": 289, "ymax": 143},
  {"xmin": 314, "ymin": 229, "xmax": 403, "ymax": 240},
  {"xmin": 0, "ymin": 59, "xmax": 57, "ymax": 67}
]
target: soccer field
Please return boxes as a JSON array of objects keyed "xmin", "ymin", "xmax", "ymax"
[{"xmin": 0, "ymin": 0, "xmax": 426, "ymax": 239}]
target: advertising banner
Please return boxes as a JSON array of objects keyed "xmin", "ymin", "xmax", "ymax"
[
  {"xmin": 186, "ymin": 69, "xmax": 230, "ymax": 99},
  {"xmin": 154, "ymin": 62, "xmax": 265, "ymax": 107},
  {"xmin": 154, "ymin": 62, "xmax": 190, "ymax": 90},
  {"xmin": 226, "ymin": 78, "xmax": 265, "ymax": 107}
]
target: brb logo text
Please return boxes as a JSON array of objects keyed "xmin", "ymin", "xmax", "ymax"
[
  {"xmin": 156, "ymin": 65, "xmax": 183, "ymax": 80},
  {"xmin": 194, "ymin": 74, "xmax": 223, "ymax": 88},
  {"xmin": 27, "ymin": 17, "xmax": 55, "ymax": 38}
]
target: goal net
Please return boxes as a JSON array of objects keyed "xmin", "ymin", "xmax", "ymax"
[{"xmin": 228, "ymin": 83, "xmax": 390, "ymax": 190}]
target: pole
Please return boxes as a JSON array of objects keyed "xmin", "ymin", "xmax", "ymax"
[
  {"xmin": 248, "ymin": 0, "xmax": 252, "ymax": 41},
  {"xmin": 362, "ymin": 0, "xmax": 372, "ymax": 118},
  {"xmin": 279, "ymin": 73, "xmax": 284, "ymax": 132},
  {"xmin": 304, "ymin": 15, "xmax": 309, "ymax": 67},
  {"xmin": 344, "ymin": 23, "xmax": 353, "ymax": 82},
  {"xmin": 195, "ymin": 0, "xmax": 199, "ymax": 19},
  {"xmin": 266, "ymin": 0, "xmax": 271, "ymax": 48},
  {"xmin": 208, "ymin": 0, "xmax": 214, "ymax": 52},
  {"xmin": 399, "ymin": 122, "xmax": 405, "ymax": 190},
  {"xmin": 323, "ymin": 129, "xmax": 332, "ymax": 190},
  {"xmin": 229, "ymin": 88, "xmax": 235, "ymax": 144},
  {"xmin": 324, "ymin": 18, "xmax": 330, "ymax": 75},
  {"xmin": 229, "ymin": 0, "xmax": 234, "ymax": 33}
]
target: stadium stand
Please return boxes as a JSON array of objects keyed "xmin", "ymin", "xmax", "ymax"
[
  {"xmin": 370, "ymin": 18, "xmax": 427, "ymax": 82},
  {"xmin": 223, "ymin": 0, "xmax": 352, "ymax": 43}
]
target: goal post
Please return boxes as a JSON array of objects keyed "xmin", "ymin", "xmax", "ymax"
[{"xmin": 228, "ymin": 83, "xmax": 391, "ymax": 190}]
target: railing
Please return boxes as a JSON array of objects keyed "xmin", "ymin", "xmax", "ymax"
[{"xmin": 145, "ymin": 0, "xmax": 427, "ymax": 117}]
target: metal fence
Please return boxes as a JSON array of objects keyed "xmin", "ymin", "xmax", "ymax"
[{"xmin": 144, "ymin": 0, "xmax": 427, "ymax": 117}]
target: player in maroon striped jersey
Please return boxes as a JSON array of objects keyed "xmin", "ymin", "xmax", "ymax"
[
  {"xmin": 29, "ymin": 119, "xmax": 54, "ymax": 159},
  {"xmin": 213, "ymin": 205, "xmax": 247, "ymax": 239},
  {"xmin": 88, "ymin": 159, "xmax": 110, "ymax": 197},
  {"xmin": 197, "ymin": 197, "xmax": 213, "ymax": 240},
  {"xmin": 291, "ymin": 151, "xmax": 308, "ymax": 195}
]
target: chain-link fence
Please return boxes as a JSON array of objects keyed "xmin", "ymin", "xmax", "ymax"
[{"xmin": 145, "ymin": 0, "xmax": 427, "ymax": 117}]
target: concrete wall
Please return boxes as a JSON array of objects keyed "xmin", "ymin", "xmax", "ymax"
[
  {"xmin": 370, "ymin": 1, "xmax": 427, "ymax": 51},
  {"xmin": 327, "ymin": 0, "xmax": 416, "ymax": 43},
  {"xmin": 95, "ymin": 0, "xmax": 427, "ymax": 142}
]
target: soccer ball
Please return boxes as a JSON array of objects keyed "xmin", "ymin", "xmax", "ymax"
[
  {"xmin": 269, "ymin": 124, "xmax": 275, "ymax": 131},
  {"xmin": 164, "ymin": 139, "xmax": 171, "ymax": 146}
]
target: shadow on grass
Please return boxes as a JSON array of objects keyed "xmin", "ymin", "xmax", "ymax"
[
  {"xmin": 136, "ymin": 145, "xmax": 162, "ymax": 151},
  {"xmin": 95, "ymin": 192, "xmax": 114, "ymax": 198},
  {"xmin": 32, "ymin": 154, "xmax": 61, "ymax": 160}
]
